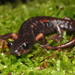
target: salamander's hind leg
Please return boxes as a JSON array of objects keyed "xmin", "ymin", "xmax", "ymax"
[
  {"xmin": 48, "ymin": 17, "xmax": 74, "ymax": 43},
  {"xmin": 36, "ymin": 33, "xmax": 49, "ymax": 46},
  {"xmin": 48, "ymin": 24, "xmax": 63, "ymax": 43}
]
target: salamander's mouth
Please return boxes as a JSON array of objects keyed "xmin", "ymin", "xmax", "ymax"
[
  {"xmin": 15, "ymin": 50, "xmax": 21, "ymax": 56},
  {"xmin": 10, "ymin": 49, "xmax": 21, "ymax": 56},
  {"xmin": 10, "ymin": 49, "xmax": 30, "ymax": 56}
]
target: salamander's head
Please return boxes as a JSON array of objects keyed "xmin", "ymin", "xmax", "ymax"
[{"xmin": 8, "ymin": 37, "xmax": 34, "ymax": 56}]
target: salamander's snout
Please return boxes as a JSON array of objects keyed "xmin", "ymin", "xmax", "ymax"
[
  {"xmin": 10, "ymin": 48, "xmax": 30, "ymax": 56},
  {"xmin": 10, "ymin": 49, "xmax": 21, "ymax": 56}
]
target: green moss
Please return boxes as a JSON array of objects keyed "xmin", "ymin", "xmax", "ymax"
[{"xmin": 0, "ymin": 0, "xmax": 75, "ymax": 75}]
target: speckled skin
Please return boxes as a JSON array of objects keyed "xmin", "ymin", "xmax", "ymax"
[{"xmin": 0, "ymin": 16, "xmax": 75, "ymax": 56}]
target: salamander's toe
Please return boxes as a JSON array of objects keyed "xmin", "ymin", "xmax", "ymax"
[{"xmin": 48, "ymin": 35, "xmax": 62, "ymax": 43}]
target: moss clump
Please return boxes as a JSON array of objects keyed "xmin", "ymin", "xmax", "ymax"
[{"xmin": 0, "ymin": 0, "xmax": 75, "ymax": 75}]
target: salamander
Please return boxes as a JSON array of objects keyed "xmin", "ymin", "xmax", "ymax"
[{"xmin": 0, "ymin": 16, "xmax": 75, "ymax": 56}]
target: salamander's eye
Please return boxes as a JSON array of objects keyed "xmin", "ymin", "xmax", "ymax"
[
  {"xmin": 22, "ymin": 43, "xmax": 28, "ymax": 49},
  {"xmin": 7, "ymin": 41, "xmax": 13, "ymax": 48}
]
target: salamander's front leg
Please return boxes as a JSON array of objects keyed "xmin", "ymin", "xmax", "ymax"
[
  {"xmin": 36, "ymin": 33, "xmax": 49, "ymax": 46},
  {"xmin": 0, "ymin": 33, "xmax": 18, "ymax": 40},
  {"xmin": 0, "ymin": 33, "xmax": 18, "ymax": 50},
  {"xmin": 48, "ymin": 24, "xmax": 63, "ymax": 43}
]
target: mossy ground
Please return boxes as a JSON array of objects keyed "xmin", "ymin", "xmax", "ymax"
[{"xmin": 0, "ymin": 0, "xmax": 75, "ymax": 75}]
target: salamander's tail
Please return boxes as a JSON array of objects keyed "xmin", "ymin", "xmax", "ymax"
[{"xmin": 41, "ymin": 37, "xmax": 75, "ymax": 50}]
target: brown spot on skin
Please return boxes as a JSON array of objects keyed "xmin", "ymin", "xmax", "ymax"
[
  {"xmin": 50, "ymin": 27, "xmax": 52, "ymax": 30},
  {"xmin": 36, "ymin": 20, "xmax": 38, "ymax": 23},
  {"xmin": 33, "ymin": 23, "xmax": 36, "ymax": 25},
  {"xmin": 40, "ymin": 19, "xmax": 47, "ymax": 23},
  {"xmin": 27, "ymin": 33, "xmax": 30, "ymax": 35},
  {"xmin": 30, "ymin": 25, "xmax": 33, "ymax": 28},
  {"xmin": 66, "ymin": 20, "xmax": 69, "ymax": 22},
  {"xmin": 51, "ymin": 20, "xmax": 55, "ymax": 22},
  {"xmin": 30, "ymin": 19, "xmax": 32, "ymax": 21},
  {"xmin": 11, "ymin": 33, "xmax": 18, "ymax": 40}
]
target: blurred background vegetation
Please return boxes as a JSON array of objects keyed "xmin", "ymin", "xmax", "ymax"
[
  {"xmin": 0, "ymin": 0, "xmax": 75, "ymax": 75},
  {"xmin": 0, "ymin": 0, "xmax": 75, "ymax": 5}
]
